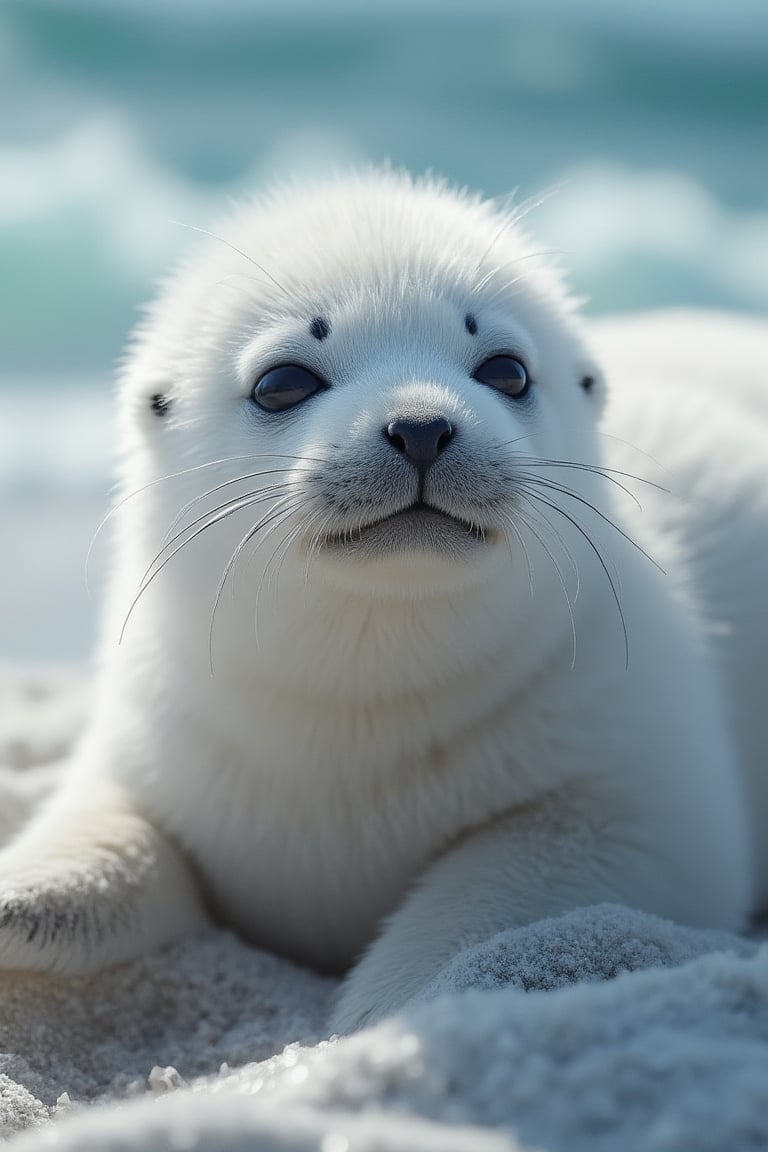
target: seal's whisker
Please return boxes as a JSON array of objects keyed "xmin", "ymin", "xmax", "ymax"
[
  {"xmin": 269, "ymin": 509, "xmax": 318, "ymax": 597},
  {"xmin": 490, "ymin": 431, "xmax": 544, "ymax": 452},
  {"xmin": 507, "ymin": 183, "xmax": 566, "ymax": 226},
  {"xmin": 473, "ymin": 266, "xmax": 502, "ymax": 295},
  {"xmin": 517, "ymin": 477, "xmax": 626, "ymax": 604},
  {"xmin": 235, "ymin": 502, "xmax": 306, "ymax": 652},
  {"xmin": 253, "ymin": 499, "xmax": 323, "ymax": 650},
  {"xmin": 302, "ymin": 508, "xmax": 337, "ymax": 591},
  {"xmin": 473, "ymin": 228, "xmax": 510, "ymax": 281},
  {"xmin": 264, "ymin": 506, "xmax": 311, "ymax": 596},
  {"xmin": 228, "ymin": 494, "xmax": 309, "ymax": 601},
  {"xmin": 595, "ymin": 431, "xmax": 671, "ymax": 475},
  {"xmin": 474, "ymin": 250, "xmax": 568, "ymax": 296},
  {"xmin": 215, "ymin": 495, "xmax": 303, "ymax": 604},
  {"xmin": 213, "ymin": 271, "xmax": 283, "ymax": 297},
  {"xmin": 146, "ymin": 483, "xmax": 296, "ymax": 590},
  {"xmin": 161, "ymin": 470, "xmax": 304, "ymax": 548},
  {"xmin": 169, "ymin": 219, "xmax": 291, "ymax": 299},
  {"xmin": 498, "ymin": 512, "xmax": 534, "ymax": 596},
  {"xmin": 208, "ymin": 496, "xmax": 309, "ymax": 674},
  {"xmin": 513, "ymin": 506, "xmax": 578, "ymax": 669},
  {"xmin": 238, "ymin": 499, "xmax": 295, "ymax": 590},
  {"xmin": 522, "ymin": 489, "xmax": 629, "ymax": 671},
  {"xmin": 482, "ymin": 258, "xmax": 573, "ymax": 307},
  {"xmin": 473, "ymin": 184, "xmax": 564, "ymax": 278},
  {"xmin": 482, "ymin": 273, "xmax": 530, "ymax": 305},
  {"xmin": 121, "ymin": 488, "xmax": 298, "ymax": 644},
  {"xmin": 518, "ymin": 461, "xmax": 643, "ymax": 510},
  {"xmin": 515, "ymin": 496, "xmax": 581, "ymax": 602},
  {"xmin": 86, "ymin": 452, "xmax": 327, "ymax": 593},
  {"xmin": 517, "ymin": 475, "xmax": 664, "ymax": 574},
  {"xmin": 512, "ymin": 455, "xmax": 670, "ymax": 500},
  {"xmin": 492, "ymin": 442, "xmax": 670, "ymax": 505}
]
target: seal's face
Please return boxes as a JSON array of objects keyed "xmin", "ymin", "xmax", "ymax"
[
  {"xmin": 240, "ymin": 294, "xmax": 557, "ymax": 589},
  {"xmin": 120, "ymin": 172, "xmax": 606, "ymax": 651}
]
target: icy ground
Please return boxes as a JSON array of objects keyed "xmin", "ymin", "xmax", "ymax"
[{"xmin": 0, "ymin": 670, "xmax": 766, "ymax": 1152}]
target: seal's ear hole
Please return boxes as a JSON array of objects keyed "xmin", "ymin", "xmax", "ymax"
[
  {"xmin": 150, "ymin": 392, "xmax": 171, "ymax": 417},
  {"xmin": 578, "ymin": 367, "xmax": 607, "ymax": 415}
]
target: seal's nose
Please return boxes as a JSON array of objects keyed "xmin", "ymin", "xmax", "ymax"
[{"xmin": 385, "ymin": 417, "xmax": 454, "ymax": 468}]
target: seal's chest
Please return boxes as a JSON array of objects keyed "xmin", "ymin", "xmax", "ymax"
[
  {"xmin": 160, "ymin": 726, "xmax": 520, "ymax": 971},
  {"xmin": 183, "ymin": 775, "xmax": 435, "ymax": 971}
]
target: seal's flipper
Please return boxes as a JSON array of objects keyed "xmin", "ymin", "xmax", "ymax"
[{"xmin": 0, "ymin": 781, "xmax": 208, "ymax": 974}]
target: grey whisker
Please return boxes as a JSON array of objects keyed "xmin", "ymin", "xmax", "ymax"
[
  {"xmin": 474, "ymin": 184, "xmax": 564, "ymax": 279},
  {"xmin": 595, "ymin": 431, "xmax": 671, "ymax": 475},
  {"xmin": 217, "ymin": 495, "xmax": 303, "ymax": 606},
  {"xmin": 482, "ymin": 273, "xmax": 528, "ymax": 305},
  {"xmin": 474, "ymin": 249, "xmax": 571, "ymax": 298},
  {"xmin": 269, "ymin": 514, "xmax": 314, "ymax": 598},
  {"xmin": 519, "ymin": 460, "xmax": 646, "ymax": 510},
  {"xmin": 264, "ymin": 512, "xmax": 307, "ymax": 597},
  {"xmin": 253, "ymin": 499, "xmax": 323, "ymax": 649},
  {"xmin": 515, "ymin": 496, "xmax": 581, "ymax": 602},
  {"xmin": 513, "ymin": 506, "xmax": 577, "ymax": 669},
  {"xmin": 86, "ymin": 452, "xmax": 326, "ymax": 594},
  {"xmin": 169, "ymin": 220, "xmax": 290, "ymax": 299},
  {"xmin": 517, "ymin": 475, "xmax": 665, "ymax": 575},
  {"xmin": 302, "ymin": 507, "xmax": 336, "ymax": 590},
  {"xmin": 498, "ymin": 512, "xmax": 534, "ymax": 597},
  {"xmin": 522, "ymin": 489, "xmax": 629, "ymax": 671},
  {"xmin": 161, "ymin": 470, "xmax": 305, "ymax": 548},
  {"xmin": 513, "ymin": 456, "xmax": 670, "ymax": 500},
  {"xmin": 120, "ymin": 489, "xmax": 289, "ymax": 644},
  {"xmin": 149, "ymin": 483, "xmax": 296, "ymax": 590},
  {"xmin": 208, "ymin": 496, "xmax": 308, "ymax": 674}
]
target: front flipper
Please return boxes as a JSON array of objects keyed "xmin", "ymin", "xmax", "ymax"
[
  {"xmin": 330, "ymin": 785, "xmax": 744, "ymax": 1036},
  {"xmin": 0, "ymin": 779, "xmax": 208, "ymax": 974}
]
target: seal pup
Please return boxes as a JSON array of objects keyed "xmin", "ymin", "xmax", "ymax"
[{"xmin": 0, "ymin": 171, "xmax": 765, "ymax": 1034}]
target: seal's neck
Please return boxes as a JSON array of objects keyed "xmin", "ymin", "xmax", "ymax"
[{"xmin": 182, "ymin": 571, "xmax": 564, "ymax": 706}]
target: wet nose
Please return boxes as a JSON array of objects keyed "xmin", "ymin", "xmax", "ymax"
[{"xmin": 385, "ymin": 417, "xmax": 454, "ymax": 468}]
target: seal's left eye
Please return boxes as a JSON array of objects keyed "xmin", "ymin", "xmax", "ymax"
[
  {"xmin": 473, "ymin": 355, "xmax": 529, "ymax": 399},
  {"xmin": 251, "ymin": 365, "xmax": 327, "ymax": 412}
]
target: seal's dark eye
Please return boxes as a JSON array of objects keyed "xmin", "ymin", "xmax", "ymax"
[
  {"xmin": 251, "ymin": 364, "xmax": 327, "ymax": 412},
  {"xmin": 473, "ymin": 355, "xmax": 529, "ymax": 399}
]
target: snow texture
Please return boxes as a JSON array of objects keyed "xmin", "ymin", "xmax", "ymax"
[{"xmin": 1, "ymin": 668, "xmax": 765, "ymax": 1152}]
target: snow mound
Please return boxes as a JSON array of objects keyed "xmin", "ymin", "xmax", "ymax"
[{"xmin": 1, "ymin": 645, "xmax": 765, "ymax": 1150}]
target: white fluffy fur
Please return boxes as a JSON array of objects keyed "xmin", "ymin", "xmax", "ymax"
[{"xmin": 1, "ymin": 171, "xmax": 765, "ymax": 1034}]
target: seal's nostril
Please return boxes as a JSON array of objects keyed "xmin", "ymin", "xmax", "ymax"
[
  {"xmin": 436, "ymin": 426, "xmax": 453, "ymax": 454},
  {"xmin": 386, "ymin": 424, "xmax": 408, "ymax": 455},
  {"xmin": 385, "ymin": 417, "xmax": 454, "ymax": 467}
]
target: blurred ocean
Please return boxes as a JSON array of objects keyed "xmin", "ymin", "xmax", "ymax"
[{"xmin": 1, "ymin": 0, "xmax": 767, "ymax": 657}]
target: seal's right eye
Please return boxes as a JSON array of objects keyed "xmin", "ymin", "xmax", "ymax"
[{"xmin": 251, "ymin": 364, "xmax": 327, "ymax": 412}]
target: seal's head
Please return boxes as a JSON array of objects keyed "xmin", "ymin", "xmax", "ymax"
[{"xmin": 116, "ymin": 171, "xmax": 606, "ymax": 690}]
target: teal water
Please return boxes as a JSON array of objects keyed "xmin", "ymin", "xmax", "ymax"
[
  {"xmin": 1, "ymin": 0, "xmax": 766, "ymax": 656},
  {"xmin": 2, "ymin": 0, "xmax": 767, "ymax": 381}
]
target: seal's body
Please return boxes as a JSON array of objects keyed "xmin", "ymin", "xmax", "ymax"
[{"xmin": 1, "ymin": 173, "xmax": 765, "ymax": 1032}]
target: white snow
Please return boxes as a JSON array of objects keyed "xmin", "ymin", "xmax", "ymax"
[{"xmin": 0, "ymin": 667, "xmax": 765, "ymax": 1151}]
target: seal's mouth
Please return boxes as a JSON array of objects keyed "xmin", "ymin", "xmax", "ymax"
[{"xmin": 319, "ymin": 502, "xmax": 491, "ymax": 557}]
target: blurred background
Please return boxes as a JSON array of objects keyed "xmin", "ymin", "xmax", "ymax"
[{"xmin": 2, "ymin": 0, "xmax": 767, "ymax": 662}]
